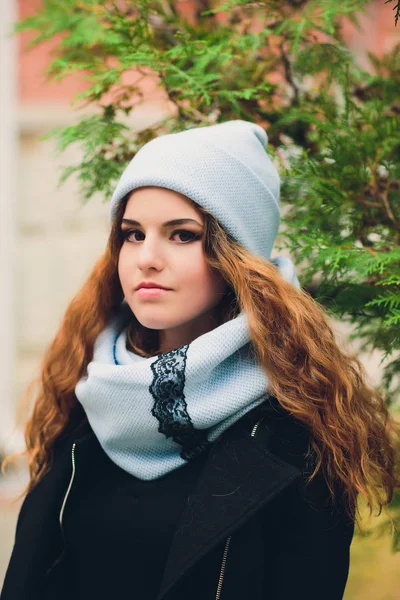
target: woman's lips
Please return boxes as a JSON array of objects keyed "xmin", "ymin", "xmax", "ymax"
[{"xmin": 136, "ymin": 287, "xmax": 171, "ymax": 299}]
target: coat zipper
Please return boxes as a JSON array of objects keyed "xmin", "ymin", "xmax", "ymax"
[
  {"xmin": 45, "ymin": 442, "xmax": 77, "ymax": 577},
  {"xmin": 59, "ymin": 442, "xmax": 76, "ymax": 539},
  {"xmin": 215, "ymin": 416, "xmax": 264, "ymax": 600},
  {"xmin": 215, "ymin": 536, "xmax": 232, "ymax": 600}
]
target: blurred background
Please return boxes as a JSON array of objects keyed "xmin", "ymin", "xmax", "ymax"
[{"xmin": 0, "ymin": 0, "xmax": 399, "ymax": 597}]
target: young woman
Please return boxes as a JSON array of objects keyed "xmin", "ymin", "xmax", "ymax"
[{"xmin": 2, "ymin": 120, "xmax": 399, "ymax": 600}]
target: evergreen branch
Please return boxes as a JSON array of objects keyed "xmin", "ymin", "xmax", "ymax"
[{"xmin": 385, "ymin": 0, "xmax": 400, "ymax": 26}]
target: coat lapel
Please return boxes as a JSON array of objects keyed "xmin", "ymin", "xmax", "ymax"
[{"xmin": 156, "ymin": 411, "xmax": 302, "ymax": 600}]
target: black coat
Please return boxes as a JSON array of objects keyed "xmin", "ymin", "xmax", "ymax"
[{"xmin": 1, "ymin": 397, "xmax": 355, "ymax": 600}]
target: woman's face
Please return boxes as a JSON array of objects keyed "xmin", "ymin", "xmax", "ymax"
[{"xmin": 118, "ymin": 186, "xmax": 228, "ymax": 353}]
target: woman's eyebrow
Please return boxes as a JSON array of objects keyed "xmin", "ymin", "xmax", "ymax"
[{"xmin": 121, "ymin": 218, "xmax": 202, "ymax": 228}]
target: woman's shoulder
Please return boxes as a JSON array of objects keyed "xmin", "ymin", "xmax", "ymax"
[
  {"xmin": 51, "ymin": 407, "xmax": 93, "ymax": 458},
  {"xmin": 254, "ymin": 395, "xmax": 353, "ymax": 519}
]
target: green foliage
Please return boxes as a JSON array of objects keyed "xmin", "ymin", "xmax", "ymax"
[
  {"xmin": 46, "ymin": 112, "xmax": 132, "ymax": 200},
  {"xmin": 16, "ymin": 0, "xmax": 400, "ymax": 409},
  {"xmin": 273, "ymin": 46, "xmax": 400, "ymax": 404}
]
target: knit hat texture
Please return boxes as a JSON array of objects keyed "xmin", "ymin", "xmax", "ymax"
[{"xmin": 110, "ymin": 120, "xmax": 281, "ymax": 260}]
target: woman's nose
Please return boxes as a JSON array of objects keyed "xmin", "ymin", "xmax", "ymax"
[{"xmin": 136, "ymin": 238, "xmax": 164, "ymax": 270}]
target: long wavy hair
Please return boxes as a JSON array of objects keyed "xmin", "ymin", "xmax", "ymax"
[{"xmin": 3, "ymin": 191, "xmax": 400, "ymax": 534}]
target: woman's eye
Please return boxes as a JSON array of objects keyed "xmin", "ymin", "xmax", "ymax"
[
  {"xmin": 172, "ymin": 230, "xmax": 199, "ymax": 243},
  {"xmin": 121, "ymin": 230, "xmax": 142, "ymax": 242},
  {"xmin": 121, "ymin": 229, "xmax": 200, "ymax": 244}
]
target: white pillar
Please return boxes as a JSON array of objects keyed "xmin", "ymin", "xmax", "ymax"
[{"xmin": 0, "ymin": 0, "xmax": 21, "ymax": 454}]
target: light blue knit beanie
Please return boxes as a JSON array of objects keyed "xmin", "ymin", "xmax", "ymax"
[{"xmin": 110, "ymin": 120, "xmax": 282, "ymax": 261}]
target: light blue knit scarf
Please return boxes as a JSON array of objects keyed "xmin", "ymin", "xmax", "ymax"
[{"xmin": 75, "ymin": 256, "xmax": 300, "ymax": 481}]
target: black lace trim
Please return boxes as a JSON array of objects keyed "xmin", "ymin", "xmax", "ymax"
[{"xmin": 149, "ymin": 345, "xmax": 210, "ymax": 461}]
